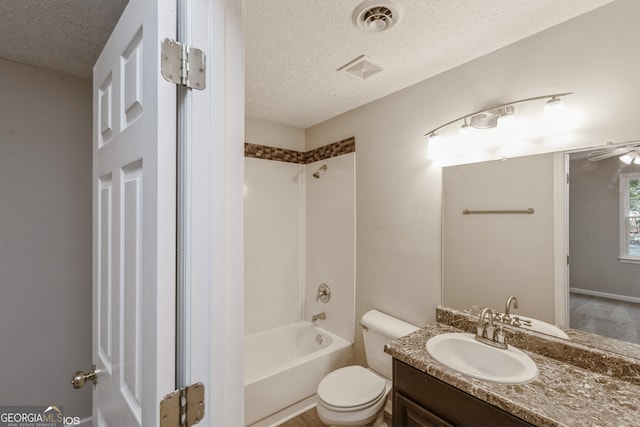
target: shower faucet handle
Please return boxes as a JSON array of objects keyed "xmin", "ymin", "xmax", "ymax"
[{"xmin": 316, "ymin": 283, "xmax": 331, "ymax": 303}]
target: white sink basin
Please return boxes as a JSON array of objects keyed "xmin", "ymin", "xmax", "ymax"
[{"xmin": 426, "ymin": 333, "xmax": 538, "ymax": 384}]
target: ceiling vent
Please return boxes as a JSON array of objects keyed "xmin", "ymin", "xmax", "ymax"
[
  {"xmin": 353, "ymin": 0, "xmax": 402, "ymax": 33},
  {"xmin": 337, "ymin": 55, "xmax": 383, "ymax": 80}
]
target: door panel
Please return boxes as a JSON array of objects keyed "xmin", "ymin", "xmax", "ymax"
[
  {"xmin": 98, "ymin": 173, "xmax": 113, "ymax": 374},
  {"xmin": 93, "ymin": 0, "xmax": 176, "ymax": 425},
  {"xmin": 122, "ymin": 162, "xmax": 143, "ymax": 410}
]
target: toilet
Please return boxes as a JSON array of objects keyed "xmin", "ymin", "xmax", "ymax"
[{"xmin": 315, "ymin": 310, "xmax": 419, "ymax": 427}]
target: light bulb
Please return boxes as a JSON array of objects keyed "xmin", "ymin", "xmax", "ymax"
[
  {"xmin": 544, "ymin": 97, "xmax": 565, "ymax": 116},
  {"xmin": 426, "ymin": 132, "xmax": 444, "ymax": 161},
  {"xmin": 459, "ymin": 119, "xmax": 473, "ymax": 137},
  {"xmin": 633, "ymin": 155, "xmax": 640, "ymax": 165},
  {"xmin": 497, "ymin": 112, "xmax": 514, "ymax": 128}
]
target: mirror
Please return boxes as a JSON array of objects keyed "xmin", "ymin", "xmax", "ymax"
[{"xmin": 442, "ymin": 147, "xmax": 640, "ymax": 359}]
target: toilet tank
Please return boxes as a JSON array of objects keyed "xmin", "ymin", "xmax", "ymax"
[{"xmin": 361, "ymin": 310, "xmax": 419, "ymax": 380}]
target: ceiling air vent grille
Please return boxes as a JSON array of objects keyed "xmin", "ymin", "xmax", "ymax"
[{"xmin": 337, "ymin": 55, "xmax": 383, "ymax": 80}]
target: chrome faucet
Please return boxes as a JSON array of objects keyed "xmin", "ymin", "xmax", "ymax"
[
  {"xmin": 477, "ymin": 307, "xmax": 495, "ymax": 339},
  {"xmin": 475, "ymin": 307, "xmax": 507, "ymax": 349},
  {"xmin": 503, "ymin": 296, "xmax": 518, "ymax": 324},
  {"xmin": 311, "ymin": 312, "xmax": 326, "ymax": 322},
  {"xmin": 492, "ymin": 296, "xmax": 532, "ymax": 329}
]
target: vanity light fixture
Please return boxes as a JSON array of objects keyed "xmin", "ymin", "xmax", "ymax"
[{"xmin": 424, "ymin": 92, "xmax": 573, "ymax": 139}]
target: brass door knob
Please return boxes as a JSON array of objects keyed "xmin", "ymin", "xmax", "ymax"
[{"xmin": 71, "ymin": 364, "xmax": 98, "ymax": 389}]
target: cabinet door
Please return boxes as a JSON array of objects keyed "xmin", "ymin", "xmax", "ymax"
[
  {"xmin": 393, "ymin": 359, "xmax": 535, "ymax": 427},
  {"xmin": 395, "ymin": 393, "xmax": 454, "ymax": 427}
]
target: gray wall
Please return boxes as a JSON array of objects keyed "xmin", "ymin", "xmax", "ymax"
[
  {"xmin": 305, "ymin": 0, "xmax": 640, "ymax": 366},
  {"xmin": 570, "ymin": 156, "xmax": 640, "ymax": 298},
  {"xmin": 0, "ymin": 59, "xmax": 92, "ymax": 419}
]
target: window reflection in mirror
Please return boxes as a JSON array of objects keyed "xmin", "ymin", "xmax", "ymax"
[{"xmin": 619, "ymin": 172, "xmax": 640, "ymax": 260}]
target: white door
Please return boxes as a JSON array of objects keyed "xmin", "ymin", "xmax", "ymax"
[{"xmin": 92, "ymin": 0, "xmax": 176, "ymax": 425}]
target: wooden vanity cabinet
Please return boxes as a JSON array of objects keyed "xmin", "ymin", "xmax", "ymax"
[{"xmin": 392, "ymin": 359, "xmax": 534, "ymax": 427}]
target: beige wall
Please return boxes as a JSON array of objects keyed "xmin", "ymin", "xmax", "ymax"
[
  {"xmin": 305, "ymin": 0, "xmax": 640, "ymax": 365},
  {"xmin": 245, "ymin": 116, "xmax": 305, "ymax": 151},
  {"xmin": 0, "ymin": 59, "xmax": 92, "ymax": 419},
  {"xmin": 306, "ymin": 93, "xmax": 442, "ymax": 366},
  {"xmin": 443, "ymin": 154, "xmax": 556, "ymax": 322}
]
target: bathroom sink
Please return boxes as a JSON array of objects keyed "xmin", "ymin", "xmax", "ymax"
[{"xmin": 426, "ymin": 333, "xmax": 538, "ymax": 384}]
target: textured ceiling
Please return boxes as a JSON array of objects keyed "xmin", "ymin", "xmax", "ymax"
[
  {"xmin": 0, "ymin": 0, "xmax": 128, "ymax": 79},
  {"xmin": 0, "ymin": 0, "xmax": 613, "ymax": 129},
  {"xmin": 245, "ymin": 0, "xmax": 613, "ymax": 129}
]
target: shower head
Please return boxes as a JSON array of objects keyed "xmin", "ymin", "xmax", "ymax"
[{"xmin": 312, "ymin": 164, "xmax": 328, "ymax": 179}]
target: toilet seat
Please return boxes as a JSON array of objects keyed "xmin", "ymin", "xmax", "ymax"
[{"xmin": 317, "ymin": 366, "xmax": 386, "ymax": 411}]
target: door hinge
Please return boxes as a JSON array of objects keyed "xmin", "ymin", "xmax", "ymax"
[
  {"xmin": 159, "ymin": 382, "xmax": 205, "ymax": 427},
  {"xmin": 161, "ymin": 39, "xmax": 206, "ymax": 90}
]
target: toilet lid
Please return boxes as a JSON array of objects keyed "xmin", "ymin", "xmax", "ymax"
[{"xmin": 317, "ymin": 366, "xmax": 386, "ymax": 409}]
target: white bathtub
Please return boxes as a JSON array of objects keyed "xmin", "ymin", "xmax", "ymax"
[{"xmin": 244, "ymin": 321, "xmax": 352, "ymax": 425}]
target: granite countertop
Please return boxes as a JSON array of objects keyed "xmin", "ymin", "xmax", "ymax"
[{"xmin": 385, "ymin": 323, "xmax": 640, "ymax": 427}]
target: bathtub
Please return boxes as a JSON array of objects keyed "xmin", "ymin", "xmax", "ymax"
[{"xmin": 244, "ymin": 321, "xmax": 352, "ymax": 425}]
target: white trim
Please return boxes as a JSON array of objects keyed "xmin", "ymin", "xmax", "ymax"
[
  {"xmin": 301, "ymin": 164, "xmax": 308, "ymax": 322},
  {"xmin": 176, "ymin": 0, "xmax": 193, "ymax": 390},
  {"xmin": 619, "ymin": 257, "xmax": 640, "ymax": 264},
  {"xmin": 553, "ymin": 152, "xmax": 569, "ymax": 327},
  {"xmin": 619, "ymin": 172, "xmax": 640, "ymax": 261},
  {"xmin": 570, "ymin": 287, "xmax": 640, "ymax": 304},
  {"xmin": 183, "ymin": 0, "xmax": 244, "ymax": 426}
]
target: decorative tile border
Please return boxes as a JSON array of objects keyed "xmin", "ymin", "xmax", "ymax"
[
  {"xmin": 244, "ymin": 137, "xmax": 355, "ymax": 164},
  {"xmin": 243, "ymin": 143, "xmax": 305, "ymax": 163},
  {"xmin": 304, "ymin": 137, "xmax": 355, "ymax": 163}
]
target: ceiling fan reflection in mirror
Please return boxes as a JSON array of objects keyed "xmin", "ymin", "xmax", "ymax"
[{"xmin": 587, "ymin": 140, "xmax": 640, "ymax": 164}]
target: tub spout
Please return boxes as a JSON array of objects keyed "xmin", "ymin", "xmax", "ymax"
[{"xmin": 311, "ymin": 312, "xmax": 326, "ymax": 322}]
